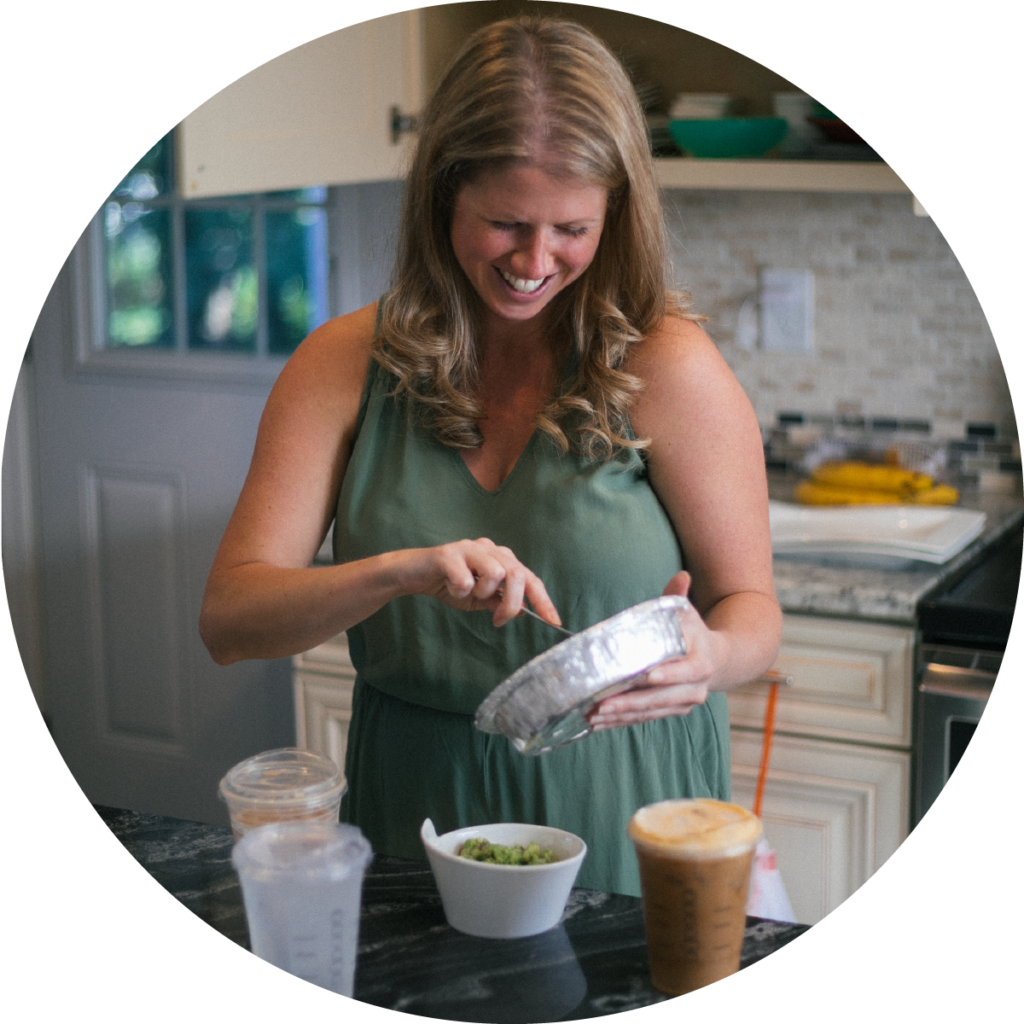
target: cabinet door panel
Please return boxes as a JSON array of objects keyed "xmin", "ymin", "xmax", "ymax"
[
  {"xmin": 179, "ymin": 12, "xmax": 423, "ymax": 197},
  {"xmin": 294, "ymin": 632, "xmax": 355, "ymax": 776},
  {"xmin": 728, "ymin": 615, "xmax": 913, "ymax": 745},
  {"xmin": 294, "ymin": 672, "xmax": 354, "ymax": 777},
  {"xmin": 731, "ymin": 730, "xmax": 910, "ymax": 925}
]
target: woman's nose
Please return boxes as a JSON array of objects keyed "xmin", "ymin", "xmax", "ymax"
[{"xmin": 510, "ymin": 230, "xmax": 554, "ymax": 279}]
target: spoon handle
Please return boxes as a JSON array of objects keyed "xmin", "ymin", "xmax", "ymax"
[
  {"xmin": 517, "ymin": 602, "xmax": 575, "ymax": 636},
  {"xmin": 490, "ymin": 581, "xmax": 576, "ymax": 636}
]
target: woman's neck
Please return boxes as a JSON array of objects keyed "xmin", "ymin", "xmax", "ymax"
[{"xmin": 475, "ymin": 303, "xmax": 554, "ymax": 357}]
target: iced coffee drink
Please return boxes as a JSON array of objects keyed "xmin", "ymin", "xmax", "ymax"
[{"xmin": 628, "ymin": 799, "xmax": 762, "ymax": 995}]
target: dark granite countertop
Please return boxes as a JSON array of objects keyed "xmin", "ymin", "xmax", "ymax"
[{"xmin": 96, "ymin": 805, "xmax": 810, "ymax": 1019}]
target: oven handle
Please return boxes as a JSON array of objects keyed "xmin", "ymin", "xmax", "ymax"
[{"xmin": 919, "ymin": 662, "xmax": 996, "ymax": 702}]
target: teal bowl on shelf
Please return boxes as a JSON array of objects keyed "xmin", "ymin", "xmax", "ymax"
[{"xmin": 668, "ymin": 117, "xmax": 788, "ymax": 158}]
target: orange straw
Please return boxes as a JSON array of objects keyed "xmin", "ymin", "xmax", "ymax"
[{"xmin": 753, "ymin": 679, "xmax": 780, "ymax": 819}]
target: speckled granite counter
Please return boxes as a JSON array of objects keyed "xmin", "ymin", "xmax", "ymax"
[
  {"xmin": 768, "ymin": 476, "xmax": 1024, "ymax": 623},
  {"xmin": 96, "ymin": 805, "xmax": 809, "ymax": 1019}
]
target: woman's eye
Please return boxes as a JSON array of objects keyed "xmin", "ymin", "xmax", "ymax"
[
  {"xmin": 560, "ymin": 226, "xmax": 588, "ymax": 238},
  {"xmin": 490, "ymin": 221, "xmax": 517, "ymax": 231}
]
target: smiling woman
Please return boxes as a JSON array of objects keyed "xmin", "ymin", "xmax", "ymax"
[{"xmin": 199, "ymin": 15, "xmax": 781, "ymax": 897}]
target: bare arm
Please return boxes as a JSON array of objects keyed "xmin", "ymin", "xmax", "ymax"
[
  {"xmin": 199, "ymin": 303, "xmax": 559, "ymax": 666},
  {"xmin": 591, "ymin": 317, "xmax": 781, "ymax": 728}
]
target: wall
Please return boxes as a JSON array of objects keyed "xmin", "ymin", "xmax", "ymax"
[{"xmin": 663, "ymin": 189, "xmax": 1014, "ymax": 436}]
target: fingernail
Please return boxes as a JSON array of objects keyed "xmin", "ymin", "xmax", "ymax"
[{"xmin": 648, "ymin": 669, "xmax": 664, "ymax": 683}]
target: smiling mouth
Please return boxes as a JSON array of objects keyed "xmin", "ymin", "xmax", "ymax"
[{"xmin": 499, "ymin": 268, "xmax": 548, "ymax": 294}]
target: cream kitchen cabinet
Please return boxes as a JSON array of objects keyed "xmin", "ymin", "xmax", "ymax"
[
  {"xmin": 176, "ymin": 4, "xmax": 910, "ymax": 199},
  {"xmin": 178, "ymin": 11, "xmax": 424, "ymax": 198},
  {"xmin": 729, "ymin": 614, "xmax": 915, "ymax": 926},
  {"xmin": 293, "ymin": 633, "xmax": 356, "ymax": 777}
]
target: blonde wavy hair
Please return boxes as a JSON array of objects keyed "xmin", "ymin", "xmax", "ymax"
[{"xmin": 373, "ymin": 15, "xmax": 702, "ymax": 460}]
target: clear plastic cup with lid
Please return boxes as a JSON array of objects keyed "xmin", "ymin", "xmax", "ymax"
[
  {"xmin": 232, "ymin": 820, "xmax": 372, "ymax": 997},
  {"xmin": 218, "ymin": 747, "xmax": 346, "ymax": 841}
]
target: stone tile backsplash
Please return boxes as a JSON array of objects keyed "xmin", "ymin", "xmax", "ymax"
[{"xmin": 662, "ymin": 190, "xmax": 1015, "ymax": 437}]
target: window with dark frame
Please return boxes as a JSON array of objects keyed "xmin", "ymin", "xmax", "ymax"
[{"xmin": 101, "ymin": 132, "xmax": 330, "ymax": 358}]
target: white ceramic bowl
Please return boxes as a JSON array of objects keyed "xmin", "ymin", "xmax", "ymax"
[{"xmin": 420, "ymin": 819, "xmax": 587, "ymax": 939}]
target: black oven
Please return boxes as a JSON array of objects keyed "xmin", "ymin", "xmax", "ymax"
[{"xmin": 913, "ymin": 525, "xmax": 1022, "ymax": 825}]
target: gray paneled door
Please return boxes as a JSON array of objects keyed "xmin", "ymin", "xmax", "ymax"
[{"xmin": 31, "ymin": 244, "xmax": 296, "ymax": 826}]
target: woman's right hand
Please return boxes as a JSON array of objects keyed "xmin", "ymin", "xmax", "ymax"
[
  {"xmin": 200, "ymin": 308, "xmax": 561, "ymax": 664},
  {"xmin": 394, "ymin": 537, "xmax": 562, "ymax": 629}
]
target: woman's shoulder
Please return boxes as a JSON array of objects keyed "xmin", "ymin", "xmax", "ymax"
[
  {"xmin": 257, "ymin": 302, "xmax": 379, "ymax": 450},
  {"xmin": 286, "ymin": 301, "xmax": 377, "ymax": 376},
  {"xmin": 626, "ymin": 313, "xmax": 755, "ymax": 441},
  {"xmin": 272, "ymin": 302, "xmax": 377, "ymax": 401},
  {"xmin": 628, "ymin": 313, "xmax": 733, "ymax": 394}
]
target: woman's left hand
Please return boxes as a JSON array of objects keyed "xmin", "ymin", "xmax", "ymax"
[{"xmin": 587, "ymin": 571, "xmax": 726, "ymax": 731}]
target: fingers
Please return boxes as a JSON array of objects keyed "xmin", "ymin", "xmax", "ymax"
[
  {"xmin": 432, "ymin": 538, "xmax": 561, "ymax": 628},
  {"xmin": 492, "ymin": 556, "xmax": 526, "ymax": 628},
  {"xmin": 587, "ymin": 595, "xmax": 720, "ymax": 730},
  {"xmin": 489, "ymin": 545, "xmax": 561, "ymax": 629},
  {"xmin": 662, "ymin": 570, "xmax": 692, "ymax": 599},
  {"xmin": 588, "ymin": 679, "xmax": 708, "ymax": 731},
  {"xmin": 521, "ymin": 574, "xmax": 562, "ymax": 628}
]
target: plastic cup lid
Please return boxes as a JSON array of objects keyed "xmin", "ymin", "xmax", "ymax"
[
  {"xmin": 232, "ymin": 821, "xmax": 373, "ymax": 881},
  {"xmin": 218, "ymin": 747, "xmax": 343, "ymax": 807},
  {"xmin": 628, "ymin": 799, "xmax": 762, "ymax": 859}
]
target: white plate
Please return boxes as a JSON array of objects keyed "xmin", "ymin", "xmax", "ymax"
[{"xmin": 769, "ymin": 501, "xmax": 986, "ymax": 564}]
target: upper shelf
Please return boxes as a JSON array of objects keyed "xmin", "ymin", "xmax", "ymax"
[{"xmin": 654, "ymin": 159, "xmax": 910, "ymax": 193}]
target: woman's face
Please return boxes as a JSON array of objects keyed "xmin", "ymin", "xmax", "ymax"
[{"xmin": 449, "ymin": 162, "xmax": 608, "ymax": 328}]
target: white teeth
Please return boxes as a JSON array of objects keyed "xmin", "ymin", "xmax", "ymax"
[{"xmin": 500, "ymin": 269, "xmax": 545, "ymax": 294}]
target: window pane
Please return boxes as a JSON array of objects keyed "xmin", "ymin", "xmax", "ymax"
[
  {"xmin": 185, "ymin": 208, "xmax": 257, "ymax": 353},
  {"xmin": 266, "ymin": 206, "xmax": 329, "ymax": 355},
  {"xmin": 104, "ymin": 203, "xmax": 174, "ymax": 348},
  {"xmin": 111, "ymin": 133, "xmax": 173, "ymax": 200},
  {"xmin": 265, "ymin": 186, "xmax": 328, "ymax": 203}
]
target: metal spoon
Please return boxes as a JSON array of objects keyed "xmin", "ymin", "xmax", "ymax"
[
  {"xmin": 516, "ymin": 602, "xmax": 575, "ymax": 637},
  {"xmin": 493, "ymin": 585, "xmax": 575, "ymax": 637}
]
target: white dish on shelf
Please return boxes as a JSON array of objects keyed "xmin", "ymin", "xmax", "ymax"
[{"xmin": 769, "ymin": 501, "xmax": 986, "ymax": 564}]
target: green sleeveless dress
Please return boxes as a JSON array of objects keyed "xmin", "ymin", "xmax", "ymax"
[{"xmin": 335, "ymin": 357, "xmax": 731, "ymax": 896}]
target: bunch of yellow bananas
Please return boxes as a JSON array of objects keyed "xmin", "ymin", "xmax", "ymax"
[{"xmin": 795, "ymin": 461, "xmax": 959, "ymax": 506}]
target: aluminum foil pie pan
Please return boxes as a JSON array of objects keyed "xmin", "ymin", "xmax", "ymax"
[{"xmin": 474, "ymin": 596, "xmax": 689, "ymax": 755}]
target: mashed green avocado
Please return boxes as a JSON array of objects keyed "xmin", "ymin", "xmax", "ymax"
[{"xmin": 458, "ymin": 837, "xmax": 559, "ymax": 865}]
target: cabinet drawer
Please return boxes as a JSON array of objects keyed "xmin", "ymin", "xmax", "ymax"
[{"xmin": 727, "ymin": 615, "xmax": 913, "ymax": 746}]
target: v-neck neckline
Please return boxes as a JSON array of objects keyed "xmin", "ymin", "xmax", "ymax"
[
  {"xmin": 450, "ymin": 340, "xmax": 576, "ymax": 496},
  {"xmin": 454, "ymin": 429, "xmax": 541, "ymax": 497}
]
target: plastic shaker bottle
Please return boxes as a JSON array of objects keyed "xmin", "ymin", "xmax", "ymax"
[{"xmin": 232, "ymin": 820, "xmax": 373, "ymax": 997}]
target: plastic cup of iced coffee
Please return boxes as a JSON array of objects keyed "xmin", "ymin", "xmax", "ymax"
[
  {"xmin": 628, "ymin": 798, "xmax": 762, "ymax": 995},
  {"xmin": 219, "ymin": 748, "xmax": 346, "ymax": 841}
]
